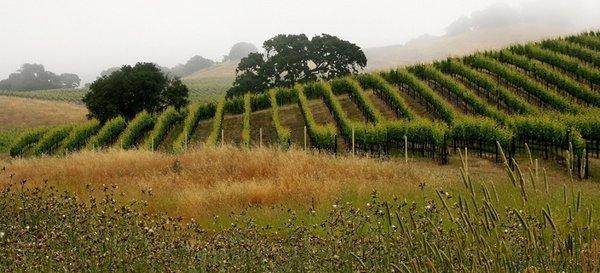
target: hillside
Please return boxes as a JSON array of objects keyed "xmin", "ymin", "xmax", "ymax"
[
  {"xmin": 364, "ymin": 24, "xmax": 576, "ymax": 71},
  {"xmin": 5, "ymin": 31, "xmax": 600, "ymax": 179},
  {"xmin": 0, "ymin": 96, "xmax": 87, "ymax": 131}
]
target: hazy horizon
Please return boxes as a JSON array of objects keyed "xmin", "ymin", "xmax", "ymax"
[{"xmin": 1, "ymin": 0, "xmax": 599, "ymax": 84}]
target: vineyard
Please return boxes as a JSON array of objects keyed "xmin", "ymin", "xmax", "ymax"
[
  {"xmin": 7, "ymin": 32, "xmax": 600, "ymax": 178},
  {"xmin": 0, "ymin": 77, "xmax": 231, "ymax": 104}
]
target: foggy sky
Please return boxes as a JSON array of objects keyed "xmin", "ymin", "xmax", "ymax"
[{"xmin": 1, "ymin": 0, "xmax": 599, "ymax": 84}]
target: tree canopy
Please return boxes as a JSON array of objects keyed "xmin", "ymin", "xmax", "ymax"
[
  {"xmin": 171, "ymin": 55, "xmax": 215, "ymax": 77},
  {"xmin": 227, "ymin": 34, "xmax": 366, "ymax": 97},
  {"xmin": 225, "ymin": 42, "xmax": 258, "ymax": 61},
  {"xmin": 0, "ymin": 64, "xmax": 81, "ymax": 91},
  {"xmin": 83, "ymin": 63, "xmax": 189, "ymax": 123}
]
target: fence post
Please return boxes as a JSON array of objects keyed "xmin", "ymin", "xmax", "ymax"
[
  {"xmin": 585, "ymin": 146, "xmax": 590, "ymax": 179},
  {"xmin": 352, "ymin": 127, "xmax": 355, "ymax": 156},
  {"xmin": 304, "ymin": 126, "xmax": 307, "ymax": 151},
  {"xmin": 259, "ymin": 128, "xmax": 263, "ymax": 149},
  {"xmin": 404, "ymin": 135, "xmax": 408, "ymax": 163},
  {"xmin": 221, "ymin": 129, "xmax": 224, "ymax": 147}
]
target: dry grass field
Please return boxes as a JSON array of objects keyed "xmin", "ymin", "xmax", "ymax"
[
  {"xmin": 3, "ymin": 146, "xmax": 598, "ymax": 226},
  {"xmin": 0, "ymin": 96, "xmax": 88, "ymax": 131}
]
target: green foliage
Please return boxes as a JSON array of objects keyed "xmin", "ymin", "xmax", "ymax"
[
  {"xmin": 566, "ymin": 34, "xmax": 600, "ymax": 52},
  {"xmin": 493, "ymin": 50, "xmax": 600, "ymax": 107},
  {"xmin": 6, "ymin": 173, "xmax": 600, "ymax": 271},
  {"xmin": 383, "ymin": 68, "xmax": 458, "ymax": 124},
  {"xmin": 228, "ymin": 34, "xmax": 367, "ymax": 97},
  {"xmin": 242, "ymin": 94, "xmax": 252, "ymax": 147},
  {"xmin": 356, "ymin": 73, "xmax": 416, "ymax": 120},
  {"xmin": 32, "ymin": 126, "xmax": 73, "ymax": 156},
  {"xmin": 9, "ymin": 128, "xmax": 48, "ymax": 157},
  {"xmin": 274, "ymin": 87, "xmax": 298, "ymax": 105},
  {"xmin": 59, "ymin": 121, "xmax": 101, "ymax": 153},
  {"xmin": 0, "ymin": 88, "xmax": 88, "ymax": 103},
  {"xmin": 173, "ymin": 102, "xmax": 216, "ymax": 152},
  {"xmin": 451, "ymin": 117, "xmax": 512, "ymax": 148},
  {"xmin": 84, "ymin": 63, "xmax": 189, "ymax": 122},
  {"xmin": 386, "ymin": 118, "xmax": 447, "ymax": 147},
  {"xmin": 541, "ymin": 39, "xmax": 600, "ymax": 68},
  {"xmin": 206, "ymin": 98, "xmax": 226, "ymax": 146},
  {"xmin": 86, "ymin": 116, "xmax": 127, "ymax": 150},
  {"xmin": 330, "ymin": 77, "xmax": 384, "ymax": 123},
  {"xmin": 145, "ymin": 107, "xmax": 183, "ymax": 151},
  {"xmin": 296, "ymin": 85, "xmax": 337, "ymax": 150},
  {"xmin": 319, "ymin": 81, "xmax": 387, "ymax": 149},
  {"xmin": 436, "ymin": 59, "xmax": 537, "ymax": 115},
  {"xmin": 409, "ymin": 65, "xmax": 508, "ymax": 125},
  {"xmin": 269, "ymin": 89, "xmax": 291, "ymax": 147},
  {"xmin": 0, "ymin": 129, "xmax": 23, "ymax": 154},
  {"xmin": 464, "ymin": 54, "xmax": 579, "ymax": 113},
  {"xmin": 558, "ymin": 110, "xmax": 600, "ymax": 141},
  {"xmin": 510, "ymin": 45, "xmax": 600, "ymax": 88},
  {"xmin": 250, "ymin": 92, "xmax": 271, "ymax": 111},
  {"xmin": 511, "ymin": 115, "xmax": 585, "ymax": 156},
  {"xmin": 0, "ymin": 63, "xmax": 80, "ymax": 91},
  {"xmin": 224, "ymin": 96, "xmax": 244, "ymax": 115},
  {"xmin": 117, "ymin": 111, "xmax": 155, "ymax": 149}
]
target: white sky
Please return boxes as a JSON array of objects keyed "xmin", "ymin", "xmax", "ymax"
[{"xmin": 1, "ymin": 0, "xmax": 599, "ymax": 83}]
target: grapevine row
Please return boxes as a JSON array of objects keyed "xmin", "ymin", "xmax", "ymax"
[
  {"xmin": 173, "ymin": 102, "xmax": 216, "ymax": 152},
  {"xmin": 409, "ymin": 65, "xmax": 508, "ymax": 124},
  {"xmin": 541, "ymin": 39, "xmax": 600, "ymax": 68},
  {"xmin": 330, "ymin": 77, "xmax": 384, "ymax": 124},
  {"xmin": 269, "ymin": 89, "xmax": 291, "ymax": 147},
  {"xmin": 205, "ymin": 98, "xmax": 226, "ymax": 146},
  {"xmin": 117, "ymin": 111, "xmax": 155, "ymax": 149},
  {"xmin": 241, "ymin": 93, "xmax": 251, "ymax": 147},
  {"xmin": 295, "ymin": 84, "xmax": 337, "ymax": 151},
  {"xmin": 436, "ymin": 59, "xmax": 537, "ymax": 115},
  {"xmin": 87, "ymin": 116, "xmax": 127, "ymax": 149},
  {"xmin": 146, "ymin": 106, "xmax": 183, "ymax": 151},
  {"xmin": 355, "ymin": 73, "xmax": 417, "ymax": 120},
  {"xmin": 464, "ymin": 54, "xmax": 579, "ymax": 113},
  {"xmin": 510, "ymin": 45, "xmax": 600, "ymax": 89},
  {"xmin": 493, "ymin": 50, "xmax": 600, "ymax": 107},
  {"xmin": 382, "ymin": 68, "xmax": 458, "ymax": 124}
]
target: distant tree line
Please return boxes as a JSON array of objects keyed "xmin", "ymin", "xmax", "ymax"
[
  {"xmin": 227, "ymin": 34, "xmax": 367, "ymax": 97},
  {"xmin": 98, "ymin": 42, "xmax": 258, "ymax": 80},
  {"xmin": 0, "ymin": 64, "xmax": 81, "ymax": 91}
]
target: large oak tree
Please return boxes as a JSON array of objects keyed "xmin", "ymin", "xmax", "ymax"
[{"xmin": 227, "ymin": 34, "xmax": 366, "ymax": 97}]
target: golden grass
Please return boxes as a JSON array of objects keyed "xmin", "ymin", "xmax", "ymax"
[
  {"xmin": 3, "ymin": 145, "xmax": 592, "ymax": 223},
  {"xmin": 0, "ymin": 96, "xmax": 88, "ymax": 131}
]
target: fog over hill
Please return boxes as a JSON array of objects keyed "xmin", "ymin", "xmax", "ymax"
[{"xmin": 0, "ymin": 0, "xmax": 598, "ymax": 84}]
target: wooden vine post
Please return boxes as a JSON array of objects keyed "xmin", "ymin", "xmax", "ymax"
[
  {"xmin": 404, "ymin": 135, "xmax": 408, "ymax": 163},
  {"xmin": 259, "ymin": 128, "xmax": 263, "ymax": 148},
  {"xmin": 221, "ymin": 129, "xmax": 224, "ymax": 147},
  {"xmin": 352, "ymin": 126, "xmax": 355, "ymax": 156},
  {"xmin": 304, "ymin": 126, "xmax": 307, "ymax": 151}
]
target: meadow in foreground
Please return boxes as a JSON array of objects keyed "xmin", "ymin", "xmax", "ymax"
[{"xmin": 1, "ymin": 146, "xmax": 600, "ymax": 271}]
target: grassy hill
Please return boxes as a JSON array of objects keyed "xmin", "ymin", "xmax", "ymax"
[
  {"xmin": 364, "ymin": 24, "xmax": 576, "ymax": 71},
  {"xmin": 5, "ymin": 31, "xmax": 600, "ymax": 171}
]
